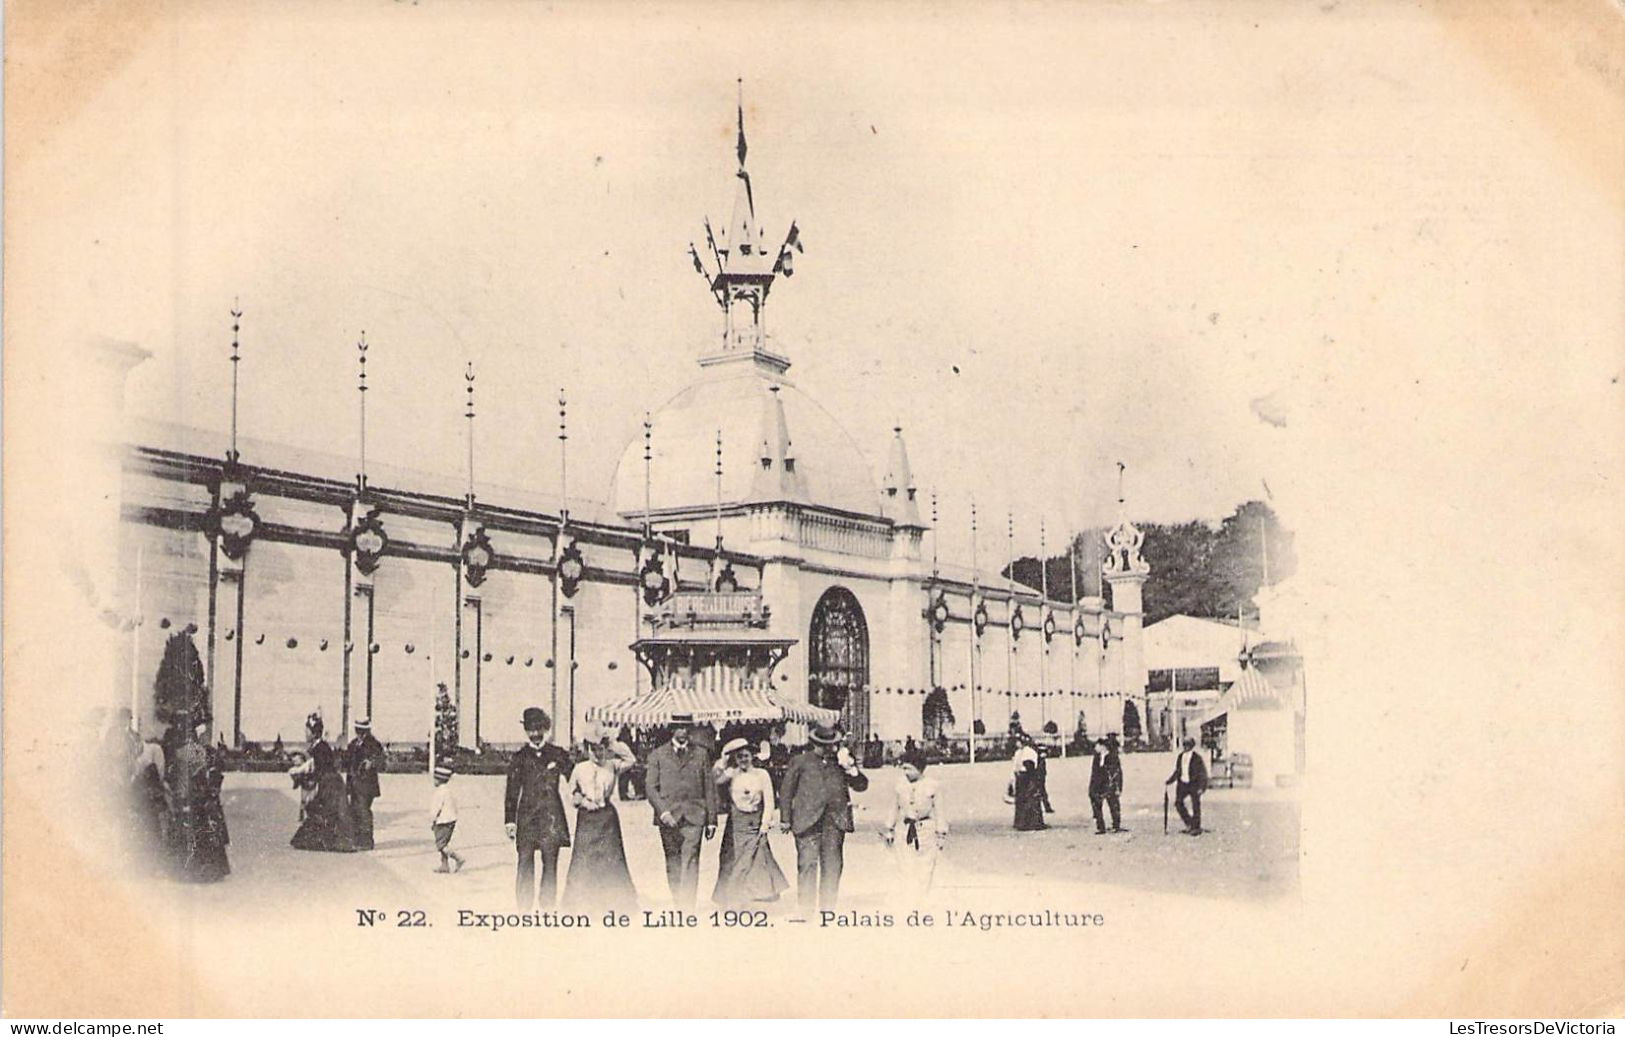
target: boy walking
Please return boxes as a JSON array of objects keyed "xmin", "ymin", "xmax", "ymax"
[{"xmin": 429, "ymin": 764, "xmax": 464, "ymax": 873}]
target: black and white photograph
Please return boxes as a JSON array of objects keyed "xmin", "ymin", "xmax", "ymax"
[{"xmin": 4, "ymin": 0, "xmax": 1622, "ymax": 1021}]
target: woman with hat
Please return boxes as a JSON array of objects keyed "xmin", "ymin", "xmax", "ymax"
[
  {"xmin": 1010, "ymin": 734, "xmax": 1048, "ymax": 832},
  {"xmin": 290, "ymin": 712, "xmax": 358, "ymax": 852},
  {"xmin": 711, "ymin": 737, "xmax": 789, "ymax": 907},
  {"xmin": 561, "ymin": 727, "xmax": 639, "ymax": 912},
  {"xmin": 883, "ymin": 748, "xmax": 947, "ymax": 903}
]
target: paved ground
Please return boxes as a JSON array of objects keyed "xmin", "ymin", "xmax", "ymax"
[{"xmin": 161, "ymin": 751, "xmax": 1298, "ymax": 923}]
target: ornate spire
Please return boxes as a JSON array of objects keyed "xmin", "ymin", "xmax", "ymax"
[
  {"xmin": 688, "ymin": 80, "xmax": 804, "ymax": 373},
  {"xmin": 750, "ymin": 383, "xmax": 802, "ymax": 503},
  {"xmin": 1103, "ymin": 461, "xmax": 1150, "ymax": 577},
  {"xmin": 881, "ymin": 425, "xmax": 922, "ymax": 527}
]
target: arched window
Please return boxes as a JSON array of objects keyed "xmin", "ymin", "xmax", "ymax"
[{"xmin": 808, "ymin": 587, "xmax": 869, "ymax": 742}]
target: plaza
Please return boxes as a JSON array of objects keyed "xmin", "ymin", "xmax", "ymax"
[{"xmin": 157, "ymin": 752, "xmax": 1298, "ymax": 925}]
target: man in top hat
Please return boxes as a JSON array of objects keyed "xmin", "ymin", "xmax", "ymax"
[
  {"xmin": 505, "ymin": 707, "xmax": 575, "ymax": 908},
  {"xmin": 1165, "ymin": 736, "xmax": 1210, "ymax": 835},
  {"xmin": 779, "ymin": 723, "xmax": 869, "ymax": 914},
  {"xmin": 1089, "ymin": 732, "xmax": 1125, "ymax": 834},
  {"xmin": 643, "ymin": 719, "xmax": 717, "ymax": 910},
  {"xmin": 345, "ymin": 717, "xmax": 386, "ymax": 850}
]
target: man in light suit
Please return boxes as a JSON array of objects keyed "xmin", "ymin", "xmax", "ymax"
[
  {"xmin": 779, "ymin": 723, "xmax": 869, "ymax": 914},
  {"xmin": 644, "ymin": 720, "xmax": 717, "ymax": 909},
  {"xmin": 1165, "ymin": 736, "xmax": 1210, "ymax": 835}
]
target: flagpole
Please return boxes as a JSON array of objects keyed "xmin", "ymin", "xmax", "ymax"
[
  {"xmin": 969, "ymin": 499, "xmax": 979, "ymax": 765},
  {"xmin": 1040, "ymin": 516, "xmax": 1050, "ymax": 744},
  {"xmin": 713, "ymin": 429, "xmax": 724, "ymax": 587},
  {"xmin": 1006, "ymin": 510, "xmax": 1015, "ymax": 727},
  {"xmin": 552, "ymin": 390, "xmax": 567, "ymax": 727},
  {"xmin": 228, "ymin": 300, "xmax": 242, "ymax": 466},
  {"xmin": 1070, "ymin": 528, "xmax": 1082, "ymax": 741},
  {"xmin": 639, "ymin": 413, "xmax": 653, "ymax": 699},
  {"xmin": 464, "ymin": 363, "xmax": 476, "ymax": 508}
]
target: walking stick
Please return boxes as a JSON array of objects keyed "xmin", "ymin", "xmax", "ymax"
[{"xmin": 1163, "ymin": 788, "xmax": 1169, "ymax": 834}]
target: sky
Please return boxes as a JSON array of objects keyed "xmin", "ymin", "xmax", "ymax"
[{"xmin": 10, "ymin": 0, "xmax": 1622, "ymax": 571}]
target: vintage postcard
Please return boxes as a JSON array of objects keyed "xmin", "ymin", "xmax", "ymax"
[{"xmin": 4, "ymin": 0, "xmax": 1622, "ymax": 1020}]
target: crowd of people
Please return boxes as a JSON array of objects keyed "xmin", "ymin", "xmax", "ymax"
[
  {"xmin": 97, "ymin": 705, "xmax": 231, "ymax": 883},
  {"xmin": 498, "ymin": 707, "xmax": 874, "ymax": 915},
  {"xmin": 287, "ymin": 712, "xmax": 388, "ymax": 853},
  {"xmin": 98, "ymin": 689, "xmax": 1213, "ymax": 907},
  {"xmin": 1008, "ymin": 731, "xmax": 1211, "ymax": 837}
]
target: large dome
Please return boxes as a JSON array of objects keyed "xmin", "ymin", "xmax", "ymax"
[{"xmin": 611, "ymin": 363, "xmax": 881, "ymax": 519}]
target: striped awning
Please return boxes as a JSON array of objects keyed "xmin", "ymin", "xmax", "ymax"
[
  {"xmin": 587, "ymin": 684, "xmax": 839, "ymax": 727},
  {"xmin": 1197, "ymin": 666, "xmax": 1290, "ymax": 725}
]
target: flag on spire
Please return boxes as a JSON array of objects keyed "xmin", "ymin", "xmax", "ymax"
[
  {"xmin": 736, "ymin": 79, "xmax": 748, "ymax": 169},
  {"xmin": 689, "ymin": 243, "xmax": 707, "ymax": 277}
]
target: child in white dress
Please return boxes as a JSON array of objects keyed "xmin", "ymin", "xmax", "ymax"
[{"xmin": 884, "ymin": 748, "xmax": 947, "ymax": 903}]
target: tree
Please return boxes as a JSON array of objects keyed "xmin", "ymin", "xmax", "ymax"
[
  {"xmin": 433, "ymin": 683, "xmax": 459, "ymax": 763},
  {"xmin": 1211, "ymin": 500, "xmax": 1297, "ymax": 618},
  {"xmin": 154, "ymin": 630, "xmax": 208, "ymax": 728},
  {"xmin": 1122, "ymin": 700, "xmax": 1142, "ymax": 741},
  {"xmin": 1011, "ymin": 501, "xmax": 1295, "ymax": 627}
]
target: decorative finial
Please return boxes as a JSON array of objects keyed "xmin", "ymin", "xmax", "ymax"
[
  {"xmin": 228, "ymin": 299, "xmax": 243, "ymax": 465},
  {"xmin": 558, "ymin": 388, "xmax": 569, "ymax": 523},
  {"xmin": 736, "ymin": 77, "xmax": 747, "ymax": 170},
  {"xmin": 464, "ymin": 362, "xmax": 476, "ymax": 508},
  {"xmin": 1104, "ymin": 461, "xmax": 1149, "ymax": 576},
  {"xmin": 356, "ymin": 331, "xmax": 370, "ymax": 493},
  {"xmin": 642, "ymin": 411, "xmax": 653, "ymax": 540}
]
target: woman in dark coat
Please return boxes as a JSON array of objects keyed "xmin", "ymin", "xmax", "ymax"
[
  {"xmin": 165, "ymin": 712, "xmax": 231, "ymax": 882},
  {"xmin": 1010, "ymin": 738, "xmax": 1049, "ymax": 832},
  {"xmin": 290, "ymin": 713, "xmax": 357, "ymax": 852}
]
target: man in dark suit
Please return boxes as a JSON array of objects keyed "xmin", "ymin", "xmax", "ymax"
[
  {"xmin": 779, "ymin": 724, "xmax": 869, "ymax": 914},
  {"xmin": 1089, "ymin": 732, "xmax": 1124, "ymax": 834},
  {"xmin": 344, "ymin": 718, "xmax": 386, "ymax": 850},
  {"xmin": 505, "ymin": 707, "xmax": 574, "ymax": 908},
  {"xmin": 643, "ymin": 720, "xmax": 717, "ymax": 910},
  {"xmin": 1165, "ymin": 736, "xmax": 1210, "ymax": 835}
]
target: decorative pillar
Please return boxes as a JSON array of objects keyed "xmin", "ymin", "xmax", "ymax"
[
  {"xmin": 457, "ymin": 515, "xmax": 493, "ymax": 750},
  {"xmin": 343, "ymin": 499, "xmax": 387, "ymax": 741},
  {"xmin": 206, "ymin": 482, "xmax": 258, "ymax": 746},
  {"xmin": 1103, "ymin": 519, "xmax": 1150, "ymax": 742}
]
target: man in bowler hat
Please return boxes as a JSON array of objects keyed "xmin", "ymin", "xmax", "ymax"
[
  {"xmin": 505, "ymin": 707, "xmax": 574, "ymax": 908},
  {"xmin": 345, "ymin": 718, "xmax": 386, "ymax": 850},
  {"xmin": 1165, "ymin": 736, "xmax": 1210, "ymax": 835},
  {"xmin": 779, "ymin": 723, "xmax": 869, "ymax": 914},
  {"xmin": 643, "ymin": 720, "xmax": 717, "ymax": 909},
  {"xmin": 1089, "ymin": 732, "xmax": 1125, "ymax": 834}
]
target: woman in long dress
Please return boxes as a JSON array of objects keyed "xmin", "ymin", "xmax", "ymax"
[
  {"xmin": 290, "ymin": 713, "xmax": 357, "ymax": 852},
  {"xmin": 884, "ymin": 748, "xmax": 947, "ymax": 903},
  {"xmin": 561, "ymin": 731, "xmax": 639, "ymax": 912},
  {"xmin": 712, "ymin": 737, "xmax": 789, "ymax": 907},
  {"xmin": 1010, "ymin": 737, "xmax": 1048, "ymax": 831},
  {"xmin": 165, "ymin": 712, "xmax": 231, "ymax": 882}
]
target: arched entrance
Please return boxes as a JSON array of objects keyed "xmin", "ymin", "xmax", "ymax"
[{"xmin": 808, "ymin": 587, "xmax": 870, "ymax": 742}]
